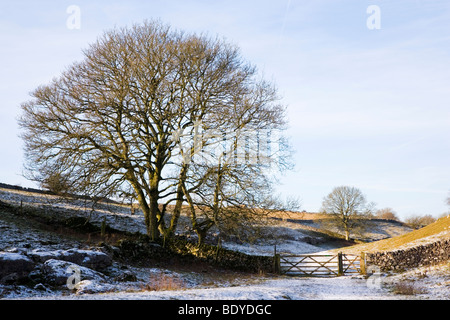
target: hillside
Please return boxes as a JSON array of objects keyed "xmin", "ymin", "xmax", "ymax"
[
  {"xmin": 0, "ymin": 183, "xmax": 413, "ymax": 256},
  {"xmin": 334, "ymin": 215, "xmax": 450, "ymax": 255},
  {"xmin": 269, "ymin": 211, "xmax": 413, "ymax": 243}
]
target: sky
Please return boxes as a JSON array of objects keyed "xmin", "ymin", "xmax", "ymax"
[{"xmin": 1, "ymin": 0, "xmax": 449, "ymax": 220}]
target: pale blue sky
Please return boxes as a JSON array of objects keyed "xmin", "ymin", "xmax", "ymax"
[{"xmin": 1, "ymin": 1, "xmax": 449, "ymax": 219}]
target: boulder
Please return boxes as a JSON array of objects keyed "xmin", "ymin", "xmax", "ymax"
[
  {"xmin": 75, "ymin": 280, "xmax": 115, "ymax": 295},
  {"xmin": 28, "ymin": 249, "xmax": 59, "ymax": 263},
  {"xmin": 61, "ymin": 249, "xmax": 112, "ymax": 270},
  {"xmin": 41, "ymin": 259, "xmax": 106, "ymax": 287},
  {"xmin": 0, "ymin": 252, "xmax": 35, "ymax": 283},
  {"xmin": 114, "ymin": 270, "xmax": 138, "ymax": 282},
  {"xmin": 29, "ymin": 248, "xmax": 112, "ymax": 270}
]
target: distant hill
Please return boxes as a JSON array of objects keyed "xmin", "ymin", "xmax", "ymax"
[{"xmin": 270, "ymin": 210, "xmax": 413, "ymax": 243}]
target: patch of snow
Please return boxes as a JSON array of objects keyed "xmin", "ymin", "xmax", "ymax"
[{"xmin": 0, "ymin": 252, "xmax": 31, "ymax": 262}]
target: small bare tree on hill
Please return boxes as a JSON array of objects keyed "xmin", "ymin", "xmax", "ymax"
[
  {"xmin": 375, "ymin": 207, "xmax": 399, "ymax": 221},
  {"xmin": 404, "ymin": 214, "xmax": 436, "ymax": 229},
  {"xmin": 320, "ymin": 186, "xmax": 374, "ymax": 241}
]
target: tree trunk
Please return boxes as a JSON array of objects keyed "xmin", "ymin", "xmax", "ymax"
[
  {"xmin": 197, "ymin": 229, "xmax": 207, "ymax": 246},
  {"xmin": 159, "ymin": 163, "xmax": 189, "ymax": 239},
  {"xmin": 130, "ymin": 180, "xmax": 154, "ymax": 239},
  {"xmin": 148, "ymin": 193, "xmax": 160, "ymax": 241},
  {"xmin": 345, "ymin": 229, "xmax": 350, "ymax": 241}
]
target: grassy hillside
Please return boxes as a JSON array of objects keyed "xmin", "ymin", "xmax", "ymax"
[{"xmin": 335, "ymin": 216, "xmax": 450, "ymax": 254}]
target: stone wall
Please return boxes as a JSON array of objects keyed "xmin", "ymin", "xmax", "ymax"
[
  {"xmin": 366, "ymin": 239, "xmax": 450, "ymax": 271},
  {"xmin": 115, "ymin": 238, "xmax": 275, "ymax": 274},
  {"xmin": 178, "ymin": 238, "xmax": 274, "ymax": 273}
]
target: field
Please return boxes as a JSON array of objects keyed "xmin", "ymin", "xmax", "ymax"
[{"xmin": 0, "ymin": 184, "xmax": 448, "ymax": 300}]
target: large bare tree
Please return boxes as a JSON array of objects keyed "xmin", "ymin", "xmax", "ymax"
[{"xmin": 19, "ymin": 20, "xmax": 288, "ymax": 241}]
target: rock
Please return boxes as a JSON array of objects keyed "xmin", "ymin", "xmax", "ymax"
[
  {"xmin": 61, "ymin": 249, "xmax": 112, "ymax": 270},
  {"xmin": 0, "ymin": 252, "xmax": 35, "ymax": 283},
  {"xmin": 28, "ymin": 249, "xmax": 59, "ymax": 263},
  {"xmin": 28, "ymin": 248, "xmax": 112, "ymax": 271},
  {"xmin": 114, "ymin": 270, "xmax": 137, "ymax": 282},
  {"xmin": 98, "ymin": 243, "xmax": 121, "ymax": 259},
  {"xmin": 33, "ymin": 283, "xmax": 50, "ymax": 292},
  {"xmin": 41, "ymin": 259, "xmax": 106, "ymax": 287},
  {"xmin": 302, "ymin": 236, "xmax": 324, "ymax": 245},
  {"xmin": 75, "ymin": 280, "xmax": 115, "ymax": 295},
  {"xmin": 28, "ymin": 265, "xmax": 46, "ymax": 283}
]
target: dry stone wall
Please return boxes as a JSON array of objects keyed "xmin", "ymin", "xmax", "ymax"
[
  {"xmin": 366, "ymin": 239, "xmax": 450, "ymax": 271},
  {"xmin": 115, "ymin": 238, "xmax": 275, "ymax": 274}
]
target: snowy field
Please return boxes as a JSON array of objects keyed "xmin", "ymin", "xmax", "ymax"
[{"xmin": 18, "ymin": 276, "xmax": 416, "ymax": 300}]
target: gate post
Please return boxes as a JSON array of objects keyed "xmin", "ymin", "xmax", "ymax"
[
  {"xmin": 338, "ymin": 252, "xmax": 343, "ymax": 276},
  {"xmin": 360, "ymin": 252, "xmax": 367, "ymax": 275},
  {"xmin": 273, "ymin": 254, "xmax": 281, "ymax": 274}
]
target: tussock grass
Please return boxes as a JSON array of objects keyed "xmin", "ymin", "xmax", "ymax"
[
  {"xmin": 143, "ymin": 272, "xmax": 186, "ymax": 291},
  {"xmin": 391, "ymin": 281, "xmax": 427, "ymax": 295}
]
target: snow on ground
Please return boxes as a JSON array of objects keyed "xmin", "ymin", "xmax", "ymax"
[
  {"xmin": 381, "ymin": 262, "xmax": 450, "ymax": 300},
  {"xmin": 6, "ymin": 264, "xmax": 449, "ymax": 300},
  {"xmin": 17, "ymin": 274, "xmax": 433, "ymax": 300}
]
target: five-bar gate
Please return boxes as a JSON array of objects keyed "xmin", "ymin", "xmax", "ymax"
[{"xmin": 274, "ymin": 253, "xmax": 365, "ymax": 277}]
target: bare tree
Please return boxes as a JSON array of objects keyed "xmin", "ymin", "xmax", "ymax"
[
  {"xmin": 320, "ymin": 186, "xmax": 374, "ymax": 241},
  {"xmin": 404, "ymin": 214, "xmax": 436, "ymax": 229},
  {"xmin": 375, "ymin": 207, "xmax": 399, "ymax": 221},
  {"xmin": 40, "ymin": 167, "xmax": 72, "ymax": 196},
  {"xmin": 19, "ymin": 20, "xmax": 289, "ymax": 242}
]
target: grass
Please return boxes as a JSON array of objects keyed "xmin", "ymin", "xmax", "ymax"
[
  {"xmin": 391, "ymin": 281, "xmax": 427, "ymax": 296},
  {"xmin": 143, "ymin": 272, "xmax": 186, "ymax": 291},
  {"xmin": 334, "ymin": 216, "xmax": 450, "ymax": 254}
]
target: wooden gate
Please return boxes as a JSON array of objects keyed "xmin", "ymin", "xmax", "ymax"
[{"xmin": 274, "ymin": 253, "xmax": 365, "ymax": 277}]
